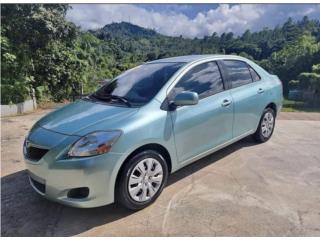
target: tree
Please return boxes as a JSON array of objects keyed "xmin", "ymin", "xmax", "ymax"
[
  {"xmin": 2, "ymin": 7, "xmax": 320, "ymax": 105},
  {"xmin": 298, "ymin": 64, "xmax": 320, "ymax": 103},
  {"xmin": 268, "ymin": 34, "xmax": 320, "ymax": 96},
  {"xmin": 1, "ymin": 4, "xmax": 80, "ymax": 103},
  {"xmin": 1, "ymin": 36, "xmax": 29, "ymax": 104}
]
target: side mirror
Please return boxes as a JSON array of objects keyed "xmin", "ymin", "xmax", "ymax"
[{"xmin": 171, "ymin": 91, "xmax": 199, "ymax": 108}]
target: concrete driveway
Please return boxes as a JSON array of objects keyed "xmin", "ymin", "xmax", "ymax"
[{"xmin": 1, "ymin": 109, "xmax": 320, "ymax": 236}]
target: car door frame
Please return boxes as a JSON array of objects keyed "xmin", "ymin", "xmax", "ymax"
[
  {"xmin": 216, "ymin": 59, "xmax": 262, "ymax": 90},
  {"xmin": 161, "ymin": 59, "xmax": 230, "ymax": 110},
  {"xmin": 217, "ymin": 59, "xmax": 267, "ymax": 138},
  {"xmin": 161, "ymin": 59, "xmax": 234, "ymax": 164}
]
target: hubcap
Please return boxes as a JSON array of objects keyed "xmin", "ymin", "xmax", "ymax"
[
  {"xmin": 261, "ymin": 111, "xmax": 274, "ymax": 138},
  {"xmin": 128, "ymin": 158, "xmax": 163, "ymax": 202}
]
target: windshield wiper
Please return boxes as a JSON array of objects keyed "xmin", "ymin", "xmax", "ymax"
[
  {"xmin": 108, "ymin": 95, "xmax": 132, "ymax": 107},
  {"xmin": 91, "ymin": 93, "xmax": 132, "ymax": 107}
]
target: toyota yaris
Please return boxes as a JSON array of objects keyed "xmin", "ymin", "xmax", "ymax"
[{"xmin": 24, "ymin": 55, "xmax": 283, "ymax": 210}]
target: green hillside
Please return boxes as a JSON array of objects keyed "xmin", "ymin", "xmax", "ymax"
[{"xmin": 1, "ymin": 4, "xmax": 320, "ymax": 105}]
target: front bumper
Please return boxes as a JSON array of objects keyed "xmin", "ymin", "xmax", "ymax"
[
  {"xmin": 25, "ymin": 152, "xmax": 123, "ymax": 208},
  {"xmin": 24, "ymin": 126, "xmax": 124, "ymax": 208}
]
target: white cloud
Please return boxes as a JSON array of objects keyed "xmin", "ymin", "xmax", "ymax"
[{"xmin": 66, "ymin": 4, "xmax": 320, "ymax": 38}]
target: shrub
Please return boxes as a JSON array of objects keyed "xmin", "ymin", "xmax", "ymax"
[{"xmin": 1, "ymin": 83, "xmax": 30, "ymax": 105}]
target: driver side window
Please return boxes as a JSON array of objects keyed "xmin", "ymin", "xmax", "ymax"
[{"xmin": 171, "ymin": 61, "xmax": 224, "ymax": 99}]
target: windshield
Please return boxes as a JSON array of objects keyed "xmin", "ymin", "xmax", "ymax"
[{"xmin": 92, "ymin": 62, "xmax": 184, "ymax": 106}]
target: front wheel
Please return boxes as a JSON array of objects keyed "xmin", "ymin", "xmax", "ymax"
[
  {"xmin": 116, "ymin": 150, "xmax": 168, "ymax": 210},
  {"xmin": 253, "ymin": 107, "xmax": 276, "ymax": 143}
]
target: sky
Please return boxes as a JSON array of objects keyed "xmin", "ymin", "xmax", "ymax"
[{"xmin": 66, "ymin": 4, "xmax": 320, "ymax": 38}]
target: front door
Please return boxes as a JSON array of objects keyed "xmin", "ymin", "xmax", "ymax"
[{"xmin": 168, "ymin": 61, "xmax": 234, "ymax": 163}]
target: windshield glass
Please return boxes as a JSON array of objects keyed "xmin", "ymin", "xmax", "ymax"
[{"xmin": 92, "ymin": 62, "xmax": 184, "ymax": 106}]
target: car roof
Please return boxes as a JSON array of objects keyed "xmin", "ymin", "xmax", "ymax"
[{"xmin": 147, "ymin": 54, "xmax": 247, "ymax": 64}]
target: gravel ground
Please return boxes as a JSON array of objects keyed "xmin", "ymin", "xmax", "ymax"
[{"xmin": 1, "ymin": 108, "xmax": 320, "ymax": 236}]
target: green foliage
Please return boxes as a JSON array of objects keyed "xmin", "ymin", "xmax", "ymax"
[
  {"xmin": 1, "ymin": 84, "xmax": 30, "ymax": 105},
  {"xmin": 267, "ymin": 34, "xmax": 320, "ymax": 96},
  {"xmin": 1, "ymin": 5, "xmax": 320, "ymax": 106},
  {"xmin": 1, "ymin": 4, "xmax": 81, "ymax": 103},
  {"xmin": 312, "ymin": 63, "xmax": 320, "ymax": 74},
  {"xmin": 298, "ymin": 64, "xmax": 320, "ymax": 98},
  {"xmin": 282, "ymin": 98, "xmax": 320, "ymax": 112},
  {"xmin": 289, "ymin": 80, "xmax": 300, "ymax": 89},
  {"xmin": 89, "ymin": 19, "xmax": 320, "ymax": 99},
  {"xmin": 1, "ymin": 35, "xmax": 30, "ymax": 104}
]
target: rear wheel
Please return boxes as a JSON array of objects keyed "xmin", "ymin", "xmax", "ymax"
[
  {"xmin": 116, "ymin": 150, "xmax": 168, "ymax": 210},
  {"xmin": 253, "ymin": 107, "xmax": 276, "ymax": 143}
]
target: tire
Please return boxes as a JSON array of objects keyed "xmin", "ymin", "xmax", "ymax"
[
  {"xmin": 116, "ymin": 150, "xmax": 169, "ymax": 210},
  {"xmin": 253, "ymin": 107, "xmax": 276, "ymax": 143}
]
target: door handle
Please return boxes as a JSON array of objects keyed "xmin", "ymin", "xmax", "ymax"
[
  {"xmin": 257, "ymin": 88, "xmax": 264, "ymax": 94},
  {"xmin": 221, "ymin": 99, "xmax": 232, "ymax": 107}
]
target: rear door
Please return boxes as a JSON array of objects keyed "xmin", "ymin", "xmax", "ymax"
[
  {"xmin": 168, "ymin": 61, "xmax": 234, "ymax": 163},
  {"xmin": 220, "ymin": 60, "xmax": 266, "ymax": 138}
]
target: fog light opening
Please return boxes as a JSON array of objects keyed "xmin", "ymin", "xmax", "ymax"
[{"xmin": 67, "ymin": 187, "xmax": 89, "ymax": 199}]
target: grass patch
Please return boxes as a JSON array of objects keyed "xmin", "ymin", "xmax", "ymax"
[{"xmin": 282, "ymin": 99, "xmax": 320, "ymax": 112}]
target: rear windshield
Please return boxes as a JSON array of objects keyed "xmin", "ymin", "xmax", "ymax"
[{"xmin": 93, "ymin": 62, "xmax": 184, "ymax": 106}]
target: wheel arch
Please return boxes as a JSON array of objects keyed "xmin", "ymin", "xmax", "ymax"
[
  {"xmin": 265, "ymin": 102, "xmax": 277, "ymax": 116},
  {"xmin": 114, "ymin": 143, "xmax": 172, "ymax": 193}
]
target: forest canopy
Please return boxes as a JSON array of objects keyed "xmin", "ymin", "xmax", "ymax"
[{"xmin": 1, "ymin": 4, "xmax": 320, "ymax": 104}]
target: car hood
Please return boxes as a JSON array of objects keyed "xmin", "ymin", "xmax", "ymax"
[{"xmin": 36, "ymin": 99, "xmax": 139, "ymax": 136}]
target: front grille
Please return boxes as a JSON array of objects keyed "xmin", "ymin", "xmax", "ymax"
[
  {"xmin": 30, "ymin": 176, "xmax": 46, "ymax": 194},
  {"xmin": 24, "ymin": 141, "xmax": 48, "ymax": 162}
]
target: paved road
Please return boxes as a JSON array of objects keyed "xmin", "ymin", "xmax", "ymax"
[{"xmin": 1, "ymin": 110, "xmax": 320, "ymax": 236}]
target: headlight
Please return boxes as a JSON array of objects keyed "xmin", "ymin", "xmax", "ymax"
[{"xmin": 68, "ymin": 131, "xmax": 121, "ymax": 157}]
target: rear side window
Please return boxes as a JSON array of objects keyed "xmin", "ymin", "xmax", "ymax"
[
  {"xmin": 249, "ymin": 66, "xmax": 261, "ymax": 82},
  {"xmin": 172, "ymin": 61, "xmax": 224, "ymax": 99},
  {"xmin": 223, "ymin": 60, "xmax": 252, "ymax": 88}
]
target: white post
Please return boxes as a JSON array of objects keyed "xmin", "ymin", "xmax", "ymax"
[{"xmin": 31, "ymin": 88, "xmax": 37, "ymax": 110}]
